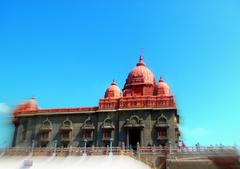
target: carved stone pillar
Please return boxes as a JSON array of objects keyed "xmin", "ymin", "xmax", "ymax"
[{"xmin": 126, "ymin": 129, "xmax": 129, "ymax": 147}]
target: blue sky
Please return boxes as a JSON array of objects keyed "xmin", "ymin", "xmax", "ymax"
[{"xmin": 0, "ymin": 0, "xmax": 240, "ymax": 148}]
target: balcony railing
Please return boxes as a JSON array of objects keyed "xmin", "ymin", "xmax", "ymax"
[
  {"xmin": 39, "ymin": 127, "xmax": 52, "ymax": 132},
  {"xmin": 60, "ymin": 137, "xmax": 71, "ymax": 143},
  {"xmin": 1, "ymin": 146, "xmax": 238, "ymax": 158},
  {"xmin": 155, "ymin": 123, "xmax": 169, "ymax": 128},
  {"xmin": 60, "ymin": 126, "xmax": 73, "ymax": 131},
  {"xmin": 157, "ymin": 135, "xmax": 168, "ymax": 140},
  {"xmin": 83, "ymin": 137, "xmax": 94, "ymax": 141},
  {"xmin": 39, "ymin": 137, "xmax": 50, "ymax": 143},
  {"xmin": 102, "ymin": 137, "xmax": 113, "ymax": 141}
]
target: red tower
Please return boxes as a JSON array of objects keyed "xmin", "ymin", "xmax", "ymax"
[{"xmin": 99, "ymin": 56, "xmax": 175, "ymax": 110}]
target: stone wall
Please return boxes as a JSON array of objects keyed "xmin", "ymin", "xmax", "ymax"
[{"xmin": 13, "ymin": 109, "xmax": 179, "ymax": 148}]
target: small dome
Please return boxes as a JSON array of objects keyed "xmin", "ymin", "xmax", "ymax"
[
  {"xmin": 15, "ymin": 97, "xmax": 39, "ymax": 112},
  {"xmin": 156, "ymin": 77, "xmax": 172, "ymax": 96},
  {"xmin": 26, "ymin": 97, "xmax": 38, "ymax": 110},
  {"xmin": 124, "ymin": 56, "xmax": 156, "ymax": 88},
  {"xmin": 104, "ymin": 80, "xmax": 121, "ymax": 98}
]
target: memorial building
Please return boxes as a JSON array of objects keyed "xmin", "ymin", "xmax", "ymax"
[{"xmin": 12, "ymin": 56, "xmax": 180, "ymax": 149}]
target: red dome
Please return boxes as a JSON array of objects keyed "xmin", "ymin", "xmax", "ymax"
[
  {"xmin": 124, "ymin": 56, "xmax": 156, "ymax": 88},
  {"xmin": 104, "ymin": 80, "xmax": 121, "ymax": 98},
  {"xmin": 26, "ymin": 97, "xmax": 38, "ymax": 110},
  {"xmin": 156, "ymin": 77, "xmax": 172, "ymax": 96},
  {"xmin": 15, "ymin": 97, "xmax": 39, "ymax": 112}
]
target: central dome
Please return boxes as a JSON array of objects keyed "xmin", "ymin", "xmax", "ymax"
[
  {"xmin": 124, "ymin": 56, "xmax": 156, "ymax": 88},
  {"xmin": 123, "ymin": 56, "xmax": 156, "ymax": 97}
]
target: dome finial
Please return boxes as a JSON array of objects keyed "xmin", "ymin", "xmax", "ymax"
[
  {"xmin": 111, "ymin": 79, "xmax": 117, "ymax": 85},
  {"xmin": 159, "ymin": 76, "xmax": 164, "ymax": 82},
  {"xmin": 137, "ymin": 49, "xmax": 145, "ymax": 66}
]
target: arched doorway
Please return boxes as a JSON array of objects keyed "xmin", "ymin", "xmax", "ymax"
[
  {"xmin": 128, "ymin": 128, "xmax": 141, "ymax": 149},
  {"xmin": 124, "ymin": 115, "xmax": 145, "ymax": 150}
]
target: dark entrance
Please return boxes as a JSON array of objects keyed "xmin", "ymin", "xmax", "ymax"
[{"xmin": 129, "ymin": 128, "xmax": 141, "ymax": 150}]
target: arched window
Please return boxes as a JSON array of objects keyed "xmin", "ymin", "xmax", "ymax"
[
  {"xmin": 156, "ymin": 114, "xmax": 169, "ymax": 141},
  {"xmin": 39, "ymin": 118, "xmax": 52, "ymax": 147},
  {"xmin": 102, "ymin": 116, "xmax": 115, "ymax": 141},
  {"xmin": 60, "ymin": 118, "xmax": 73, "ymax": 147},
  {"xmin": 82, "ymin": 116, "xmax": 95, "ymax": 142}
]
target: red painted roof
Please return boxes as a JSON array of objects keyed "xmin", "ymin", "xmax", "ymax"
[
  {"xmin": 156, "ymin": 77, "xmax": 172, "ymax": 96},
  {"xmin": 124, "ymin": 56, "xmax": 156, "ymax": 88},
  {"xmin": 104, "ymin": 80, "xmax": 121, "ymax": 98},
  {"xmin": 13, "ymin": 57, "xmax": 176, "ymax": 117},
  {"xmin": 15, "ymin": 97, "xmax": 39, "ymax": 112},
  {"xmin": 14, "ymin": 106, "xmax": 98, "ymax": 115}
]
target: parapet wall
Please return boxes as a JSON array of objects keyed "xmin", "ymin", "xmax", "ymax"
[{"xmin": 1, "ymin": 146, "xmax": 239, "ymax": 169}]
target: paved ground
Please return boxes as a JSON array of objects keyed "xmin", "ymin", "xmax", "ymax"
[{"xmin": 0, "ymin": 155, "xmax": 151, "ymax": 169}]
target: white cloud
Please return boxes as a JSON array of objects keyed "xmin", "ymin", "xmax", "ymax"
[{"xmin": 0, "ymin": 103, "xmax": 11, "ymax": 114}]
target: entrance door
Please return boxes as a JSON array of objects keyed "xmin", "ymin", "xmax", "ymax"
[{"xmin": 128, "ymin": 128, "xmax": 141, "ymax": 150}]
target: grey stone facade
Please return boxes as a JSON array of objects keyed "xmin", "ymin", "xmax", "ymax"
[{"xmin": 12, "ymin": 108, "xmax": 180, "ymax": 148}]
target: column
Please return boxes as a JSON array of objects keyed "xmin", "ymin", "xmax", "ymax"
[{"xmin": 126, "ymin": 129, "xmax": 129, "ymax": 147}]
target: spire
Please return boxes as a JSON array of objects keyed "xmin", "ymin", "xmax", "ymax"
[
  {"xmin": 137, "ymin": 50, "xmax": 145, "ymax": 66},
  {"xmin": 159, "ymin": 76, "xmax": 164, "ymax": 82},
  {"xmin": 111, "ymin": 80, "xmax": 117, "ymax": 85}
]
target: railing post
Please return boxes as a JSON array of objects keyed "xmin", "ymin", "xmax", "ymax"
[
  {"xmin": 137, "ymin": 142, "xmax": 140, "ymax": 159},
  {"xmin": 107, "ymin": 145, "xmax": 109, "ymax": 155},
  {"xmin": 121, "ymin": 142, "xmax": 125, "ymax": 150},
  {"xmin": 109, "ymin": 138, "xmax": 113, "ymax": 156},
  {"xmin": 121, "ymin": 142, "xmax": 125, "ymax": 155},
  {"xmin": 53, "ymin": 140, "xmax": 57, "ymax": 156},
  {"xmin": 158, "ymin": 145, "xmax": 161, "ymax": 154},
  {"xmin": 129, "ymin": 144, "xmax": 133, "ymax": 153},
  {"xmin": 91, "ymin": 145, "xmax": 95, "ymax": 155},
  {"xmin": 83, "ymin": 139, "xmax": 87, "ymax": 156},
  {"xmin": 168, "ymin": 140, "xmax": 172, "ymax": 155},
  {"xmin": 152, "ymin": 144, "xmax": 156, "ymax": 153},
  {"xmin": 69, "ymin": 145, "xmax": 72, "ymax": 155},
  {"xmin": 31, "ymin": 139, "xmax": 35, "ymax": 155}
]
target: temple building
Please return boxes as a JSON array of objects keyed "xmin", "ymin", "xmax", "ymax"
[{"xmin": 12, "ymin": 56, "xmax": 180, "ymax": 149}]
